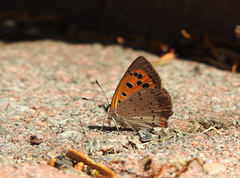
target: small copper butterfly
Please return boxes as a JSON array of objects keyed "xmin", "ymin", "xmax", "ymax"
[{"xmin": 105, "ymin": 56, "xmax": 173, "ymax": 131}]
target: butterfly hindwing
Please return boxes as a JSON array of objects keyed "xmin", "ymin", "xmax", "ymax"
[{"xmin": 115, "ymin": 88, "xmax": 173, "ymax": 130}]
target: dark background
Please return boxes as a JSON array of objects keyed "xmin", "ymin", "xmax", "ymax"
[{"xmin": 0, "ymin": 0, "xmax": 239, "ymax": 43}]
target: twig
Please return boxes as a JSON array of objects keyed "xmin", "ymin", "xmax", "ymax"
[{"xmin": 203, "ymin": 125, "xmax": 222, "ymax": 135}]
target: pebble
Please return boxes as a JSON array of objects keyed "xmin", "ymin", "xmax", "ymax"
[
  {"xmin": 13, "ymin": 105, "xmax": 29, "ymax": 112},
  {"xmin": 60, "ymin": 131, "xmax": 80, "ymax": 139},
  {"xmin": 138, "ymin": 129, "xmax": 153, "ymax": 142},
  {"xmin": 203, "ymin": 163, "xmax": 226, "ymax": 174}
]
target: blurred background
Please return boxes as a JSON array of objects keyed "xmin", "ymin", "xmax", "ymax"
[{"xmin": 1, "ymin": 0, "xmax": 239, "ymax": 71}]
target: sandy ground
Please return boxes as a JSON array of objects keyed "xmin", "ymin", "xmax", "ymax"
[{"xmin": 0, "ymin": 40, "xmax": 239, "ymax": 177}]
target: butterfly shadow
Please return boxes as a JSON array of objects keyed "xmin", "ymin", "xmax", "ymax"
[{"xmin": 88, "ymin": 125, "xmax": 134, "ymax": 132}]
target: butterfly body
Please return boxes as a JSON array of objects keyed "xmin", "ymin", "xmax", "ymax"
[{"xmin": 107, "ymin": 56, "xmax": 173, "ymax": 131}]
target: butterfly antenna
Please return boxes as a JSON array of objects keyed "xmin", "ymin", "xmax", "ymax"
[
  {"xmin": 81, "ymin": 97, "xmax": 105, "ymax": 103},
  {"xmin": 95, "ymin": 80, "xmax": 110, "ymax": 106}
]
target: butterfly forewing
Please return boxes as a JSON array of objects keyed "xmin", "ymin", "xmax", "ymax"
[{"xmin": 110, "ymin": 56, "xmax": 162, "ymax": 112}]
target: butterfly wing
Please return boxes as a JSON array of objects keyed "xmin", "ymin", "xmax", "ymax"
[
  {"xmin": 115, "ymin": 88, "xmax": 173, "ymax": 130},
  {"xmin": 109, "ymin": 56, "xmax": 162, "ymax": 112}
]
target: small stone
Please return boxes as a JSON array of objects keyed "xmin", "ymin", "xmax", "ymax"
[
  {"xmin": 60, "ymin": 131, "xmax": 79, "ymax": 139},
  {"xmin": 120, "ymin": 138, "xmax": 129, "ymax": 147},
  {"xmin": 27, "ymin": 124, "xmax": 38, "ymax": 131},
  {"xmin": 86, "ymin": 139, "xmax": 101, "ymax": 154},
  {"xmin": 94, "ymin": 151, "xmax": 103, "ymax": 156},
  {"xmin": 13, "ymin": 105, "xmax": 29, "ymax": 112},
  {"xmin": 73, "ymin": 96, "xmax": 81, "ymax": 101},
  {"xmin": 100, "ymin": 145, "xmax": 114, "ymax": 152},
  {"xmin": 211, "ymin": 105, "xmax": 222, "ymax": 112},
  {"xmin": 204, "ymin": 163, "xmax": 226, "ymax": 174},
  {"xmin": 30, "ymin": 135, "xmax": 43, "ymax": 145},
  {"xmin": 54, "ymin": 158, "xmax": 73, "ymax": 169},
  {"xmin": 138, "ymin": 129, "xmax": 153, "ymax": 142},
  {"xmin": 191, "ymin": 141, "xmax": 198, "ymax": 146},
  {"xmin": 128, "ymin": 136, "xmax": 144, "ymax": 149}
]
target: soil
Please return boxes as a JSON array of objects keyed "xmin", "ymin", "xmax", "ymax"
[{"xmin": 0, "ymin": 40, "xmax": 239, "ymax": 177}]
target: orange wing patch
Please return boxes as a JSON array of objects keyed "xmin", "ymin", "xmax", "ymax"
[
  {"xmin": 110, "ymin": 69, "xmax": 157, "ymax": 111},
  {"xmin": 159, "ymin": 117, "xmax": 167, "ymax": 127}
]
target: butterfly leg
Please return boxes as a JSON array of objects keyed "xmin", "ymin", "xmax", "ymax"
[
  {"xmin": 120, "ymin": 118, "xmax": 136, "ymax": 132},
  {"xmin": 100, "ymin": 118, "xmax": 106, "ymax": 131},
  {"xmin": 111, "ymin": 117, "xmax": 120, "ymax": 133},
  {"xmin": 100, "ymin": 116, "xmax": 112, "ymax": 131},
  {"xmin": 100, "ymin": 116, "xmax": 120, "ymax": 133},
  {"xmin": 114, "ymin": 117, "xmax": 136, "ymax": 132}
]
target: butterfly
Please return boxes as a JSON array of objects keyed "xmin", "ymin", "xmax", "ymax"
[{"xmin": 105, "ymin": 56, "xmax": 173, "ymax": 131}]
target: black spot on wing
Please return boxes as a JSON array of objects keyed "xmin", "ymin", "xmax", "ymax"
[
  {"xmin": 138, "ymin": 74, "xmax": 143, "ymax": 79},
  {"xmin": 142, "ymin": 83, "xmax": 150, "ymax": 88},
  {"xmin": 122, "ymin": 91, "xmax": 127, "ymax": 96},
  {"xmin": 137, "ymin": 81, "xmax": 142, "ymax": 86},
  {"xmin": 126, "ymin": 82, "xmax": 133, "ymax": 88}
]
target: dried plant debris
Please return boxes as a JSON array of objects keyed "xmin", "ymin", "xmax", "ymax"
[
  {"xmin": 151, "ymin": 157, "xmax": 206, "ymax": 177},
  {"xmin": 39, "ymin": 146, "xmax": 230, "ymax": 177},
  {"xmin": 151, "ymin": 49, "xmax": 176, "ymax": 66},
  {"xmin": 47, "ymin": 155, "xmax": 88, "ymax": 177},
  {"xmin": 47, "ymin": 149, "xmax": 115, "ymax": 177},
  {"xmin": 181, "ymin": 29, "xmax": 240, "ymax": 72},
  {"xmin": 108, "ymin": 156, "xmax": 209, "ymax": 177},
  {"xmin": 66, "ymin": 148, "xmax": 115, "ymax": 177},
  {"xmin": 116, "ymin": 36, "xmax": 170, "ymax": 55},
  {"xmin": 235, "ymin": 25, "xmax": 240, "ymax": 41}
]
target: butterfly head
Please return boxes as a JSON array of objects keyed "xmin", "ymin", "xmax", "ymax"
[{"xmin": 103, "ymin": 103, "xmax": 111, "ymax": 113}]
